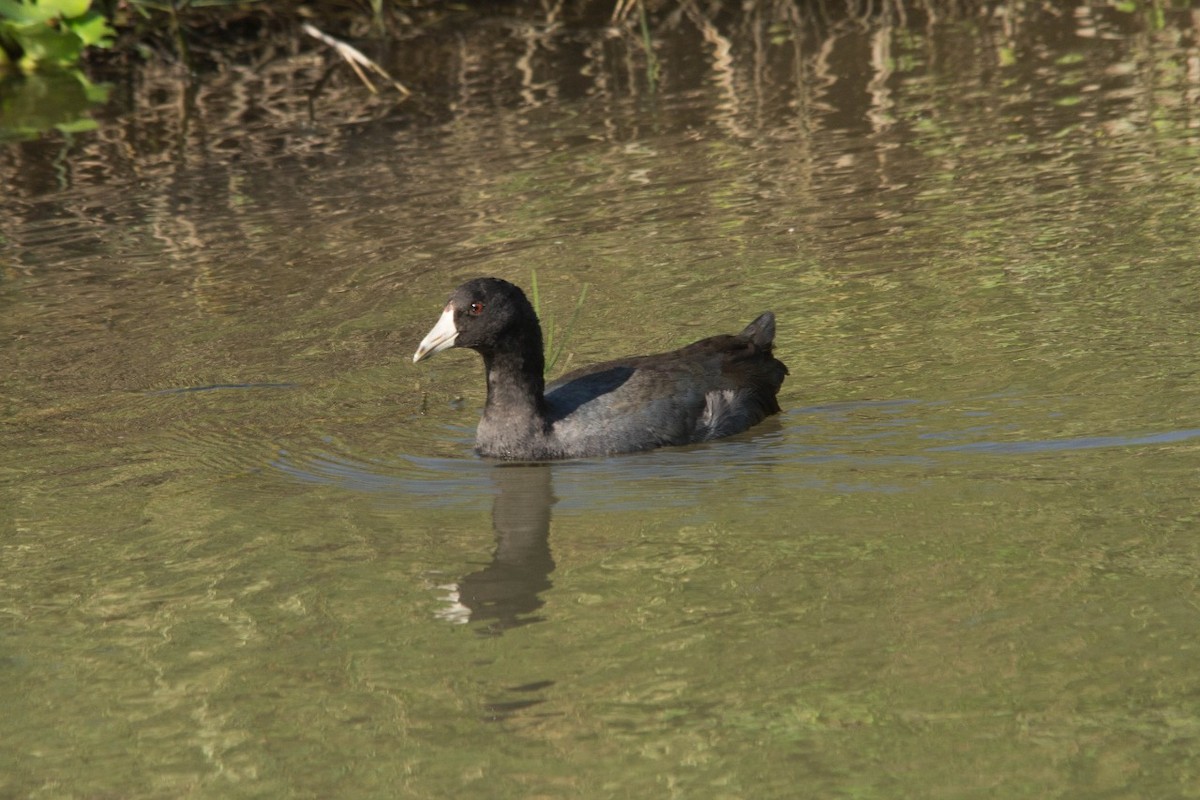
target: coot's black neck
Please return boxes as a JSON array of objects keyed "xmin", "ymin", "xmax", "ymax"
[{"xmin": 479, "ymin": 327, "xmax": 548, "ymax": 423}]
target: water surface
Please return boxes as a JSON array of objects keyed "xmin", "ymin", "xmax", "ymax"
[{"xmin": 3, "ymin": 3, "xmax": 1200, "ymax": 797}]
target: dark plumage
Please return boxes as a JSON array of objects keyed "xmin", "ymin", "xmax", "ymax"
[{"xmin": 413, "ymin": 277, "xmax": 788, "ymax": 460}]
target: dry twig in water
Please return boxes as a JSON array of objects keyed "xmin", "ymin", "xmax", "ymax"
[{"xmin": 302, "ymin": 23, "xmax": 412, "ymax": 97}]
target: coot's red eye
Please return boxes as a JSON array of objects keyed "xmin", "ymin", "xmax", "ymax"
[{"xmin": 468, "ymin": 302, "xmax": 484, "ymax": 316}]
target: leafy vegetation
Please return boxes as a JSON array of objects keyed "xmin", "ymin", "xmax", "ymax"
[
  {"xmin": 0, "ymin": 0, "xmax": 114, "ymax": 138},
  {"xmin": 0, "ymin": 0, "xmax": 113, "ymax": 73}
]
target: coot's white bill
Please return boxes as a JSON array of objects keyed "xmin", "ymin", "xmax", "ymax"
[{"xmin": 413, "ymin": 306, "xmax": 458, "ymax": 363}]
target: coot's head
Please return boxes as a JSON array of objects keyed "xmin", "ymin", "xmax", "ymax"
[{"xmin": 413, "ymin": 278, "xmax": 540, "ymax": 363}]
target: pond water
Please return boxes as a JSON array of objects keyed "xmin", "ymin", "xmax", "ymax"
[{"xmin": 4, "ymin": 2, "xmax": 1200, "ymax": 797}]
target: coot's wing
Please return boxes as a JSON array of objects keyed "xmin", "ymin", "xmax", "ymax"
[{"xmin": 542, "ymin": 319, "xmax": 785, "ymax": 456}]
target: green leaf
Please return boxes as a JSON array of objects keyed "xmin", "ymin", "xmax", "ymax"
[
  {"xmin": 53, "ymin": 0, "xmax": 91, "ymax": 18},
  {"xmin": 77, "ymin": 71, "xmax": 109, "ymax": 102},
  {"xmin": 0, "ymin": 0, "xmax": 108, "ymax": 70},
  {"xmin": 0, "ymin": 0, "xmax": 43, "ymax": 23},
  {"xmin": 0, "ymin": 0, "xmax": 59, "ymax": 24},
  {"xmin": 14, "ymin": 22, "xmax": 81, "ymax": 69},
  {"xmin": 64, "ymin": 9, "xmax": 113, "ymax": 47},
  {"xmin": 55, "ymin": 116, "xmax": 97, "ymax": 132},
  {"xmin": 0, "ymin": 0, "xmax": 94, "ymax": 24}
]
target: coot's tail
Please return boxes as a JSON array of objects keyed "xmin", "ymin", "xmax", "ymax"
[{"xmin": 739, "ymin": 312, "xmax": 776, "ymax": 349}]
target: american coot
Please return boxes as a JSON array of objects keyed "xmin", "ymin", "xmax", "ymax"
[{"xmin": 413, "ymin": 277, "xmax": 788, "ymax": 460}]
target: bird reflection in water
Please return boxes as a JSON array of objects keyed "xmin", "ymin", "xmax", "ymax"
[{"xmin": 436, "ymin": 463, "xmax": 556, "ymax": 635}]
